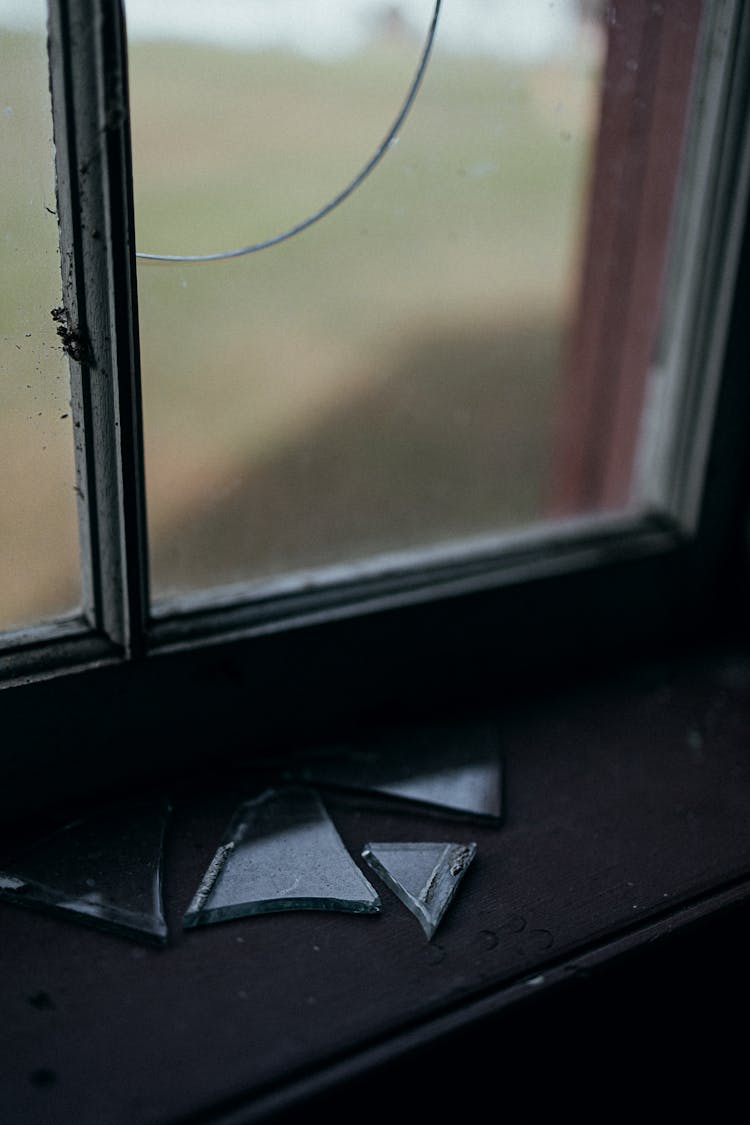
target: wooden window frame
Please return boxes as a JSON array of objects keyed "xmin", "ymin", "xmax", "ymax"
[
  {"xmin": 3, "ymin": 4, "xmax": 750, "ymax": 1120},
  {"xmin": 550, "ymin": 0, "xmax": 704, "ymax": 512},
  {"xmin": 1, "ymin": 0, "xmax": 749, "ymax": 819}
]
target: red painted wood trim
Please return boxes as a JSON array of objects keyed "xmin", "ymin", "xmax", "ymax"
[{"xmin": 550, "ymin": 1, "xmax": 702, "ymax": 514}]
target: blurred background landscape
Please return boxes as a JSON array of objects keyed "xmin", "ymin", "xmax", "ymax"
[
  {"xmin": 0, "ymin": 1, "xmax": 603, "ymax": 628},
  {"xmin": 0, "ymin": 7, "xmax": 79, "ymax": 631}
]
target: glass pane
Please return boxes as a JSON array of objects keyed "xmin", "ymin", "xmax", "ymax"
[
  {"xmin": 270, "ymin": 719, "xmax": 503, "ymax": 822},
  {"xmin": 362, "ymin": 841, "xmax": 476, "ymax": 939},
  {"xmin": 184, "ymin": 788, "xmax": 380, "ymax": 928},
  {"xmin": 128, "ymin": 2, "xmax": 663, "ymax": 602},
  {"xmin": 0, "ymin": 796, "xmax": 170, "ymax": 944},
  {"xmin": 0, "ymin": 2, "xmax": 80, "ymax": 630}
]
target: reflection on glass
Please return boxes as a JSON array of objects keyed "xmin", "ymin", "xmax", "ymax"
[
  {"xmin": 277, "ymin": 720, "xmax": 503, "ymax": 821},
  {"xmin": 362, "ymin": 840, "xmax": 476, "ymax": 939},
  {"xmin": 184, "ymin": 787, "xmax": 381, "ymax": 928},
  {"xmin": 0, "ymin": 796, "xmax": 170, "ymax": 944},
  {"xmin": 0, "ymin": 2, "xmax": 79, "ymax": 630},
  {"xmin": 128, "ymin": 0, "xmax": 605, "ymax": 601}
]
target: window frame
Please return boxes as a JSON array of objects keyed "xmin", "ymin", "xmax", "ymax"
[
  {"xmin": 3, "ymin": 8, "xmax": 750, "ymax": 1116},
  {"xmin": 2, "ymin": 0, "xmax": 750, "ymax": 822}
]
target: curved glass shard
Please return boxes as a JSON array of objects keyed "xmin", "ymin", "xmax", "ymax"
[
  {"xmin": 362, "ymin": 841, "xmax": 476, "ymax": 940},
  {"xmin": 184, "ymin": 787, "xmax": 380, "ymax": 929},
  {"xmin": 284, "ymin": 721, "xmax": 502, "ymax": 821},
  {"xmin": 0, "ymin": 797, "xmax": 170, "ymax": 944}
]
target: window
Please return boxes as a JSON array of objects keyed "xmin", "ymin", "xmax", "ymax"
[
  {"xmin": 128, "ymin": 0, "xmax": 604, "ymax": 601},
  {"xmin": 3, "ymin": 3, "xmax": 750, "ymax": 1119},
  {"xmin": 1, "ymin": 0, "xmax": 749, "ymax": 805}
]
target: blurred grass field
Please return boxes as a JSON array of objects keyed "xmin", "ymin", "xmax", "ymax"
[
  {"xmin": 0, "ymin": 23, "xmax": 601, "ymax": 627},
  {"xmin": 0, "ymin": 28, "xmax": 79, "ymax": 631},
  {"xmin": 130, "ymin": 32, "xmax": 601, "ymax": 598}
]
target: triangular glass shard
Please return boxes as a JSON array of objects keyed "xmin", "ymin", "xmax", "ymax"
[
  {"xmin": 0, "ymin": 796, "xmax": 170, "ymax": 944},
  {"xmin": 282, "ymin": 721, "xmax": 502, "ymax": 821},
  {"xmin": 362, "ymin": 841, "xmax": 476, "ymax": 940},
  {"xmin": 183, "ymin": 787, "xmax": 380, "ymax": 929}
]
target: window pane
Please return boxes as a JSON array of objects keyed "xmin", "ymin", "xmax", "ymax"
[
  {"xmin": 0, "ymin": 2, "xmax": 80, "ymax": 630},
  {"xmin": 128, "ymin": 2, "xmax": 653, "ymax": 601}
]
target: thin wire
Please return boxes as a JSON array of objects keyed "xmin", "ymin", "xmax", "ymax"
[{"xmin": 136, "ymin": 0, "xmax": 442, "ymax": 264}]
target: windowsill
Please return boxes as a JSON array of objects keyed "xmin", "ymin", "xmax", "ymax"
[{"xmin": 3, "ymin": 637, "xmax": 750, "ymax": 1121}]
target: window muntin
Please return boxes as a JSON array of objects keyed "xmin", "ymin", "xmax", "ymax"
[{"xmin": 0, "ymin": 0, "xmax": 79, "ymax": 631}]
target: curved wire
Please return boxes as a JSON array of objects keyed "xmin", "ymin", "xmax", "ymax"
[{"xmin": 136, "ymin": 0, "xmax": 442, "ymax": 264}]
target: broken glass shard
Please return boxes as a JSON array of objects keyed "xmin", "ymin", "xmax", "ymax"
[
  {"xmin": 0, "ymin": 796, "xmax": 170, "ymax": 944},
  {"xmin": 362, "ymin": 841, "xmax": 476, "ymax": 940},
  {"xmin": 281, "ymin": 721, "xmax": 502, "ymax": 821},
  {"xmin": 183, "ymin": 787, "xmax": 380, "ymax": 929}
]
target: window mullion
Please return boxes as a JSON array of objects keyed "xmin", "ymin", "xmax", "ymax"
[{"xmin": 48, "ymin": 0, "xmax": 149, "ymax": 656}]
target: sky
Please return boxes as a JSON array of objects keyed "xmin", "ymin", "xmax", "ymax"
[{"xmin": 0, "ymin": 0, "xmax": 584, "ymax": 61}]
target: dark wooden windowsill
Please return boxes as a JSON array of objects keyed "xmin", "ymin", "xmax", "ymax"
[{"xmin": 2, "ymin": 636, "xmax": 750, "ymax": 1122}]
